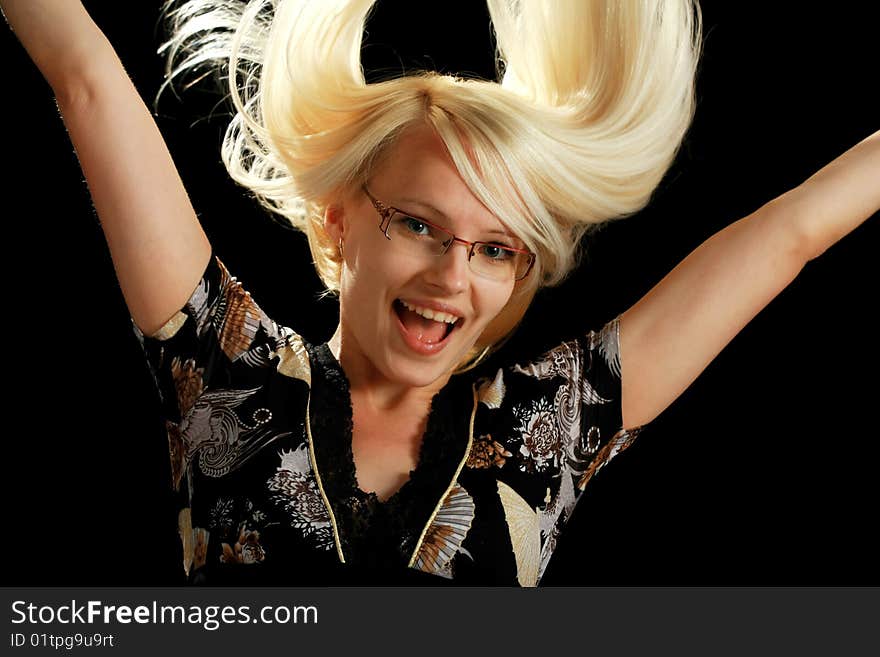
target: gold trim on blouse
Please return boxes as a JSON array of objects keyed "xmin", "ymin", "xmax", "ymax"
[{"xmin": 408, "ymin": 383, "xmax": 479, "ymax": 568}]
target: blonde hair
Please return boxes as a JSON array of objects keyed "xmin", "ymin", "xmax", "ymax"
[{"xmin": 161, "ymin": 0, "xmax": 702, "ymax": 370}]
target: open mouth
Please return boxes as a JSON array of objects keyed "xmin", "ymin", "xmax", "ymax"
[{"xmin": 393, "ymin": 299, "xmax": 462, "ymax": 346}]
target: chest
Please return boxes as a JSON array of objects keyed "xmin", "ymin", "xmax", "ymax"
[{"xmin": 349, "ymin": 408, "xmax": 428, "ymax": 502}]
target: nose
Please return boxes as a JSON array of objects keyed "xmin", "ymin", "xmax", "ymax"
[{"xmin": 424, "ymin": 239, "xmax": 470, "ymax": 294}]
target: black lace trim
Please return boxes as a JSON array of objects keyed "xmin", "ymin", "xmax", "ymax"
[{"xmin": 304, "ymin": 341, "xmax": 474, "ymax": 570}]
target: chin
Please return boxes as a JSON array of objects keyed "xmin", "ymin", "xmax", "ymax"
[
  {"xmin": 384, "ymin": 344, "xmax": 472, "ymax": 388},
  {"xmin": 386, "ymin": 358, "xmax": 456, "ymax": 389}
]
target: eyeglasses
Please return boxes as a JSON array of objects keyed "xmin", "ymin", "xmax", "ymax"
[{"xmin": 362, "ymin": 185, "xmax": 536, "ymax": 282}]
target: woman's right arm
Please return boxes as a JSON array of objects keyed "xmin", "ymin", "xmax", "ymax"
[{"xmin": 1, "ymin": 0, "xmax": 212, "ymax": 336}]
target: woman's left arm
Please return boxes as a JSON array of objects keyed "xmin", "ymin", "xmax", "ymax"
[{"xmin": 619, "ymin": 129, "xmax": 879, "ymax": 430}]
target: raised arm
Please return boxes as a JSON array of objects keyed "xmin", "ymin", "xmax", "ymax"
[
  {"xmin": 619, "ymin": 130, "xmax": 879, "ymax": 430},
  {"xmin": 1, "ymin": 0, "xmax": 212, "ymax": 336}
]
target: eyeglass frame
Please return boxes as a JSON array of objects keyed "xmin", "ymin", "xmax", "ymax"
[{"xmin": 361, "ymin": 185, "xmax": 536, "ymax": 282}]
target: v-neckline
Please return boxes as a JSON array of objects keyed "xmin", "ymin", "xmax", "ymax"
[
  {"xmin": 311, "ymin": 342, "xmax": 442, "ymax": 505},
  {"xmin": 303, "ymin": 341, "xmax": 474, "ymax": 567}
]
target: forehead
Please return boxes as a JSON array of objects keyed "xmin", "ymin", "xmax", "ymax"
[{"xmin": 370, "ymin": 126, "xmax": 512, "ymax": 235}]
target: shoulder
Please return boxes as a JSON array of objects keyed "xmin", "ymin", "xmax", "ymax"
[
  {"xmin": 133, "ymin": 253, "xmax": 307, "ymax": 377},
  {"xmin": 506, "ymin": 316, "xmax": 621, "ymax": 385},
  {"xmin": 474, "ymin": 316, "xmax": 623, "ymax": 410}
]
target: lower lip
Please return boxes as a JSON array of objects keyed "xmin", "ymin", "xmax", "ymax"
[{"xmin": 393, "ymin": 303, "xmax": 459, "ymax": 356}]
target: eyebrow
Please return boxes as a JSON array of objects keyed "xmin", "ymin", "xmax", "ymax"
[{"xmin": 398, "ymin": 197, "xmax": 515, "ymax": 239}]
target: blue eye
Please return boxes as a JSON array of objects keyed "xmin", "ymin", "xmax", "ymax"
[
  {"xmin": 402, "ymin": 216, "xmax": 430, "ymax": 235},
  {"xmin": 476, "ymin": 243, "xmax": 515, "ymax": 262}
]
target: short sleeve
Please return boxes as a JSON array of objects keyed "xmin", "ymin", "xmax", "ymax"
[
  {"xmin": 575, "ymin": 314, "xmax": 646, "ymax": 487},
  {"xmin": 130, "ymin": 253, "xmax": 279, "ymax": 426},
  {"xmin": 480, "ymin": 314, "xmax": 649, "ymax": 583},
  {"xmin": 503, "ymin": 314, "xmax": 646, "ymax": 491}
]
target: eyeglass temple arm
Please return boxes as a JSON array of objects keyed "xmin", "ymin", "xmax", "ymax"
[{"xmin": 368, "ymin": 194, "xmax": 394, "ymax": 240}]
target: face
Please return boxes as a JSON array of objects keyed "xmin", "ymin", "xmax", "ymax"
[{"xmin": 325, "ymin": 125, "xmax": 521, "ymax": 392}]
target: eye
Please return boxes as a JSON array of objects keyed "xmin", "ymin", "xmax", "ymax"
[
  {"xmin": 401, "ymin": 216, "xmax": 430, "ymax": 236},
  {"xmin": 476, "ymin": 243, "xmax": 516, "ymax": 261}
]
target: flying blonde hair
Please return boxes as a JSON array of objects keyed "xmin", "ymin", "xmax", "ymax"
[{"xmin": 160, "ymin": 0, "xmax": 702, "ymax": 371}]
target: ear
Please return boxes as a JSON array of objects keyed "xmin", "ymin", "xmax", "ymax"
[{"xmin": 323, "ymin": 203, "xmax": 346, "ymax": 243}]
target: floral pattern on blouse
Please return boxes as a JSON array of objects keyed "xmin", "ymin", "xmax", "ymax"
[
  {"xmin": 220, "ymin": 526, "xmax": 267, "ymax": 565},
  {"xmin": 465, "ymin": 434, "xmax": 512, "ymax": 469},
  {"xmin": 266, "ymin": 445, "xmax": 335, "ymax": 552},
  {"xmin": 132, "ymin": 253, "xmax": 646, "ymax": 585}
]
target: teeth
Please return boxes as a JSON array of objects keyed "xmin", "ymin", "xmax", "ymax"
[{"xmin": 400, "ymin": 300, "xmax": 459, "ymax": 325}]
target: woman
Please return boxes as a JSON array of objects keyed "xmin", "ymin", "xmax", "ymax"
[{"xmin": 4, "ymin": 0, "xmax": 876, "ymax": 584}]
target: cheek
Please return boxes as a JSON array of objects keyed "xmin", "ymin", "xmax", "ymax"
[
  {"xmin": 340, "ymin": 250, "xmax": 412, "ymax": 320},
  {"xmin": 472, "ymin": 284, "xmax": 515, "ymax": 331},
  {"xmin": 347, "ymin": 237, "xmax": 414, "ymax": 283},
  {"xmin": 341, "ymin": 244, "xmax": 386, "ymax": 295},
  {"xmin": 487, "ymin": 284, "xmax": 522, "ymax": 346}
]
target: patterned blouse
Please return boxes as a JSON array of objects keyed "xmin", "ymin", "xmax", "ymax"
[{"xmin": 132, "ymin": 253, "xmax": 645, "ymax": 586}]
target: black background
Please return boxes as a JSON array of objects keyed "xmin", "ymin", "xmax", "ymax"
[{"xmin": 2, "ymin": 1, "xmax": 877, "ymax": 586}]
